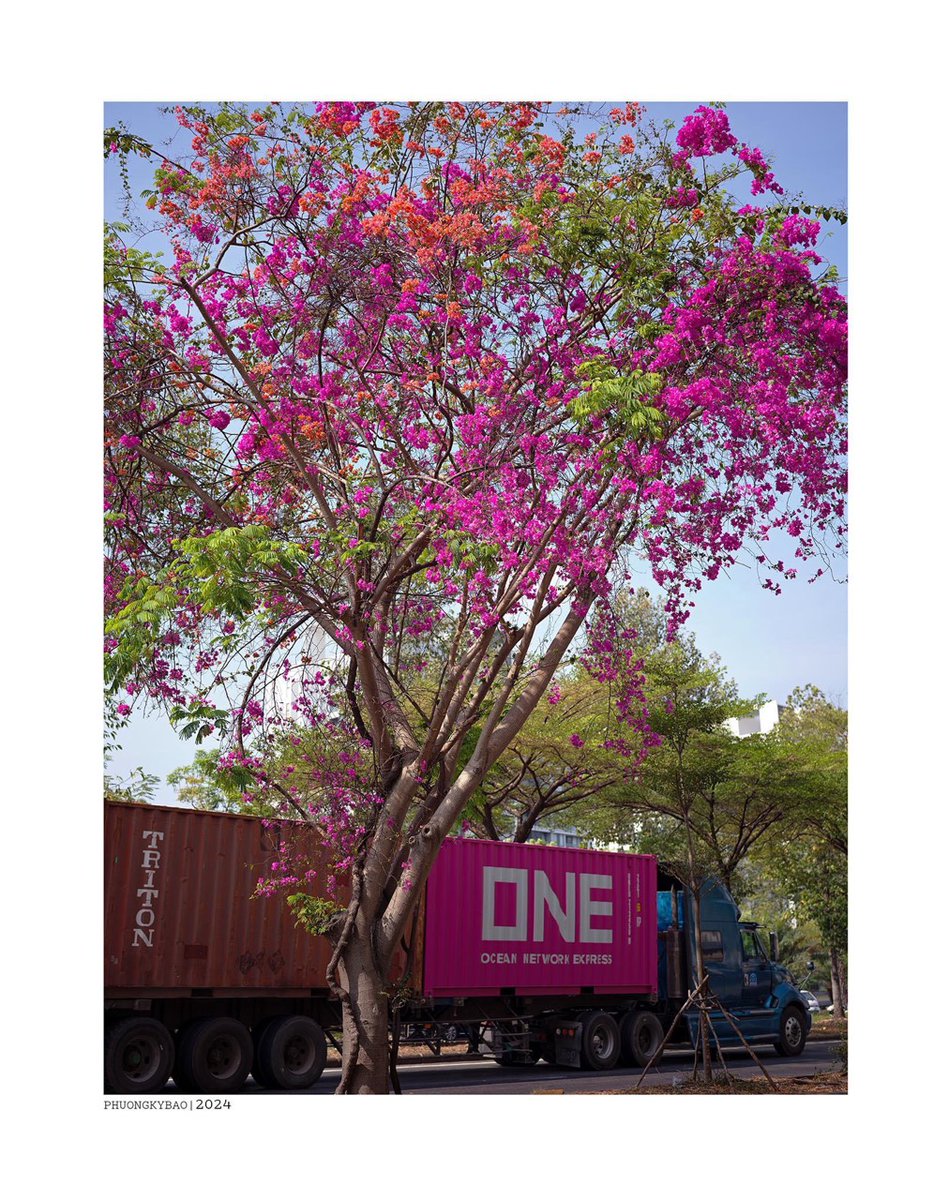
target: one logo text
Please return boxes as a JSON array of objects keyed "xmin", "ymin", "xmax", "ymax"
[{"xmin": 481, "ymin": 867, "xmax": 613, "ymax": 943}]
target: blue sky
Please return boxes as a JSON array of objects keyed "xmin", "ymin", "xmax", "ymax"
[{"xmin": 105, "ymin": 100, "xmax": 848, "ymax": 798}]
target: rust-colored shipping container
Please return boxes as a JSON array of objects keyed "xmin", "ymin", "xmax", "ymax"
[{"xmin": 105, "ymin": 801, "xmax": 338, "ymax": 997}]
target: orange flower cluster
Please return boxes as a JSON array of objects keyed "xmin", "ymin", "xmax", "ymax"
[
  {"xmin": 299, "ymin": 418, "xmax": 326, "ymax": 445},
  {"xmin": 448, "ymin": 174, "xmax": 500, "ymax": 207},
  {"xmin": 609, "ymin": 103, "xmax": 641, "ymax": 126},
  {"xmin": 298, "ymin": 192, "xmax": 325, "ymax": 215},
  {"xmin": 369, "ymin": 107, "xmax": 403, "ymax": 146},
  {"xmin": 536, "ymin": 136, "xmax": 566, "ymax": 169},
  {"xmin": 340, "ymin": 172, "xmax": 372, "ymax": 214}
]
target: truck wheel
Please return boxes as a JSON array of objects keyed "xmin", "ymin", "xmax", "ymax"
[
  {"xmin": 619, "ymin": 1011, "xmax": 664, "ymax": 1068},
  {"xmin": 580, "ymin": 1011, "xmax": 621, "ymax": 1070},
  {"xmin": 105, "ymin": 1016, "xmax": 174, "ymax": 1094},
  {"xmin": 774, "ymin": 1005, "xmax": 807, "ymax": 1057},
  {"xmin": 250, "ymin": 1016, "xmax": 282, "ymax": 1087},
  {"xmin": 257, "ymin": 1016, "xmax": 327, "ymax": 1089},
  {"xmin": 173, "ymin": 1017, "xmax": 253, "ymax": 1093}
]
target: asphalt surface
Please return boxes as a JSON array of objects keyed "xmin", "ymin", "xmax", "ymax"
[{"xmin": 164, "ymin": 1038, "xmax": 841, "ymax": 1095}]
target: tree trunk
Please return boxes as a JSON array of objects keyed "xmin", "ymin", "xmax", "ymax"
[
  {"xmin": 680, "ymin": 800, "xmax": 713, "ymax": 1083},
  {"xmin": 691, "ymin": 905, "xmax": 713, "ymax": 1083},
  {"xmin": 336, "ymin": 932, "xmax": 391, "ymax": 1094},
  {"xmin": 829, "ymin": 945, "xmax": 847, "ymax": 1014}
]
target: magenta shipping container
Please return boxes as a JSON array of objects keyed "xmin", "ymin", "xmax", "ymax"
[{"xmin": 422, "ymin": 837, "xmax": 658, "ymax": 997}]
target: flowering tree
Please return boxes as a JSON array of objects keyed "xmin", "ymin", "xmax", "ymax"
[{"xmin": 104, "ymin": 101, "xmax": 847, "ymax": 1093}]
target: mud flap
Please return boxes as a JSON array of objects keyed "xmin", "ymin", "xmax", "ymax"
[{"xmin": 554, "ymin": 1020, "xmax": 582, "ymax": 1068}]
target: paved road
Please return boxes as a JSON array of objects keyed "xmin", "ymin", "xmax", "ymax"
[{"xmin": 166, "ymin": 1039, "xmax": 841, "ymax": 1095}]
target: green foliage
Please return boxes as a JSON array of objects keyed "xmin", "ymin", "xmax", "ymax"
[
  {"xmin": 176, "ymin": 526, "xmax": 310, "ymax": 618},
  {"xmin": 762, "ymin": 688, "xmax": 847, "ymax": 951},
  {"xmin": 104, "ymin": 578, "xmax": 180, "ymax": 695},
  {"xmin": 571, "ymin": 364, "xmax": 666, "ymax": 441},
  {"xmin": 731, "ymin": 690, "xmax": 848, "ymax": 978},
  {"xmin": 168, "ymin": 748, "xmax": 265, "ymax": 811},
  {"xmin": 106, "ymin": 526, "xmax": 312, "ymax": 699},
  {"xmin": 105, "ymin": 764, "xmax": 161, "ymax": 806},
  {"xmin": 104, "ymin": 126, "xmax": 155, "ymax": 209},
  {"xmin": 168, "ymin": 701, "xmax": 231, "ymax": 744},
  {"xmin": 108, "ymin": 579, "xmax": 179, "ymax": 633},
  {"xmin": 104, "ymin": 223, "xmax": 165, "ymax": 290},
  {"xmin": 575, "ymin": 668, "xmax": 848, "ymax": 996},
  {"xmin": 104, "ymin": 126, "xmax": 153, "ymax": 162},
  {"xmin": 287, "ymin": 893, "xmax": 344, "ymax": 938},
  {"xmin": 779, "ymin": 201, "xmax": 848, "ymax": 225},
  {"xmin": 731, "ymin": 863, "xmax": 830, "ymax": 986},
  {"xmin": 574, "ymin": 634, "xmax": 845, "ymax": 905},
  {"xmin": 767, "ymin": 835, "xmax": 847, "ymax": 952}
]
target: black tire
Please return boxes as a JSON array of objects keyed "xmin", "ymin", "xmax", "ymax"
[
  {"xmin": 104, "ymin": 1016, "xmax": 174, "ymax": 1094},
  {"xmin": 579, "ymin": 1011, "xmax": 621, "ymax": 1071},
  {"xmin": 619, "ymin": 1010, "xmax": 664, "ymax": 1068},
  {"xmin": 774, "ymin": 1005, "xmax": 807, "ymax": 1057},
  {"xmin": 256, "ymin": 1016, "xmax": 327, "ymax": 1090},
  {"xmin": 250, "ymin": 1016, "xmax": 283, "ymax": 1087},
  {"xmin": 173, "ymin": 1017, "xmax": 253, "ymax": 1093}
]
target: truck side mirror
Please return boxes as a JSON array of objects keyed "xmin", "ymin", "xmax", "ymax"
[{"xmin": 769, "ymin": 932, "xmax": 779, "ymax": 962}]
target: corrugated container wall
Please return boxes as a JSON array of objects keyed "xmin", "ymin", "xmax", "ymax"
[
  {"xmin": 105, "ymin": 803, "xmax": 338, "ymax": 996},
  {"xmin": 422, "ymin": 838, "xmax": 658, "ymax": 997}
]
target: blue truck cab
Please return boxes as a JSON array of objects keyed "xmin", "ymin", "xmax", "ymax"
[
  {"xmin": 663, "ymin": 877, "xmax": 812, "ymax": 1057},
  {"xmin": 681, "ymin": 878, "xmax": 811, "ymax": 1056}
]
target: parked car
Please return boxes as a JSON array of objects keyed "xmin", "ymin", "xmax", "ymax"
[{"xmin": 799, "ymin": 989, "xmax": 821, "ymax": 1013}]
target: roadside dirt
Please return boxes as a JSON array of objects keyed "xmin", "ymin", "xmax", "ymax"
[
  {"xmin": 808, "ymin": 1014, "xmax": 847, "ymax": 1039},
  {"xmin": 573, "ymin": 1072, "xmax": 848, "ymax": 1094}
]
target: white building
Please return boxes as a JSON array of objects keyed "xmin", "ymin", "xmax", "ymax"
[
  {"xmin": 264, "ymin": 626, "xmax": 335, "ymax": 724},
  {"xmin": 724, "ymin": 699, "xmax": 785, "ymax": 738}
]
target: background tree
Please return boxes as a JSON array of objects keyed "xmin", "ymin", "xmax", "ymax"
[
  {"xmin": 730, "ymin": 863, "xmax": 831, "ymax": 992},
  {"xmin": 763, "ymin": 688, "xmax": 848, "ymax": 1010},
  {"xmin": 104, "ymin": 101, "xmax": 847, "ymax": 1092},
  {"xmin": 582, "ymin": 677, "xmax": 848, "ymax": 1012},
  {"xmin": 466, "ymin": 672, "xmax": 628, "ymax": 840},
  {"xmin": 576, "ymin": 637, "xmax": 759, "ymax": 880},
  {"xmin": 573, "ymin": 643, "xmax": 849, "ymax": 1075},
  {"xmin": 166, "ymin": 747, "xmax": 258, "ymax": 811},
  {"xmin": 466, "ymin": 589, "xmax": 665, "ymax": 840},
  {"xmin": 630, "ymin": 640, "xmax": 753, "ymax": 1077}
]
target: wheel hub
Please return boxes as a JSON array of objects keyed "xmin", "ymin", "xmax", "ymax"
[
  {"xmin": 122, "ymin": 1038, "xmax": 157, "ymax": 1081},
  {"xmin": 207, "ymin": 1036, "xmax": 238, "ymax": 1077}
]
